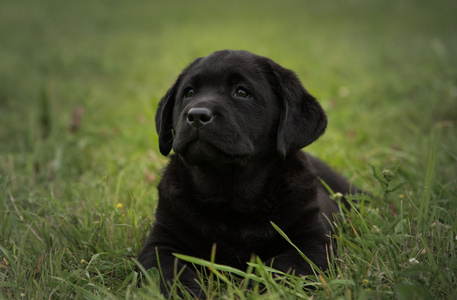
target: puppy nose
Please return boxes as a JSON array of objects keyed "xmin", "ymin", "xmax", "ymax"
[{"xmin": 187, "ymin": 107, "xmax": 213, "ymax": 128}]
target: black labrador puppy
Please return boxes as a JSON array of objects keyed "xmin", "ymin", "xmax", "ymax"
[{"xmin": 138, "ymin": 50, "xmax": 356, "ymax": 297}]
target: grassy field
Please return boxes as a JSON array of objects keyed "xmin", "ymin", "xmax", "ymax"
[{"xmin": 1, "ymin": 0, "xmax": 456, "ymax": 299}]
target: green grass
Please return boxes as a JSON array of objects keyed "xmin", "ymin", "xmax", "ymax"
[{"xmin": 1, "ymin": 0, "xmax": 456, "ymax": 299}]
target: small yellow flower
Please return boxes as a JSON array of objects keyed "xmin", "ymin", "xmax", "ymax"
[
  {"xmin": 81, "ymin": 259, "xmax": 87, "ymax": 264},
  {"xmin": 399, "ymin": 194, "xmax": 405, "ymax": 199},
  {"xmin": 362, "ymin": 279, "xmax": 369, "ymax": 287},
  {"xmin": 116, "ymin": 203, "xmax": 123, "ymax": 209}
]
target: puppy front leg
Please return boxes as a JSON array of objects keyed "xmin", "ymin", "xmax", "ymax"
[
  {"xmin": 265, "ymin": 242, "xmax": 330, "ymax": 277},
  {"xmin": 138, "ymin": 246, "xmax": 205, "ymax": 299}
]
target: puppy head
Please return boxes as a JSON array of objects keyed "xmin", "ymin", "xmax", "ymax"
[{"xmin": 155, "ymin": 50, "xmax": 327, "ymax": 164}]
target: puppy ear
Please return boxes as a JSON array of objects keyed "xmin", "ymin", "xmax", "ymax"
[
  {"xmin": 155, "ymin": 58, "xmax": 203, "ymax": 156},
  {"xmin": 269, "ymin": 61, "xmax": 327, "ymax": 159},
  {"xmin": 155, "ymin": 81, "xmax": 179, "ymax": 156}
]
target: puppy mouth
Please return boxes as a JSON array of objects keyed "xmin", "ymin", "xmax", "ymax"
[
  {"xmin": 172, "ymin": 129, "xmax": 255, "ymax": 165},
  {"xmin": 179, "ymin": 141, "xmax": 248, "ymax": 165}
]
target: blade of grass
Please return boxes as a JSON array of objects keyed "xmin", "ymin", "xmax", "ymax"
[
  {"xmin": 417, "ymin": 149, "xmax": 436, "ymax": 232},
  {"xmin": 270, "ymin": 222, "xmax": 323, "ymax": 275},
  {"xmin": 173, "ymin": 253, "xmax": 264, "ymax": 284}
]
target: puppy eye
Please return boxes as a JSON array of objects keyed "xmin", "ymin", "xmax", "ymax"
[
  {"xmin": 184, "ymin": 88, "xmax": 195, "ymax": 98},
  {"xmin": 234, "ymin": 88, "xmax": 250, "ymax": 98}
]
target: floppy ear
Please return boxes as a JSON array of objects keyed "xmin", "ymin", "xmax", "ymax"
[
  {"xmin": 155, "ymin": 58, "xmax": 204, "ymax": 156},
  {"xmin": 155, "ymin": 80, "xmax": 180, "ymax": 156},
  {"xmin": 268, "ymin": 61, "xmax": 327, "ymax": 159}
]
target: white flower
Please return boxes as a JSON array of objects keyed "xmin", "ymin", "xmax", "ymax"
[{"xmin": 409, "ymin": 258, "xmax": 419, "ymax": 265}]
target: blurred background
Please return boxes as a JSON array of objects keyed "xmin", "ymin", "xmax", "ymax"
[
  {"xmin": 1, "ymin": 0, "xmax": 455, "ymax": 158},
  {"xmin": 2, "ymin": 0, "xmax": 456, "ymax": 190},
  {"xmin": 1, "ymin": 0, "xmax": 456, "ymax": 236}
]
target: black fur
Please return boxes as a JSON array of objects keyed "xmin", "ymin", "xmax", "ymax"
[{"xmin": 138, "ymin": 50, "xmax": 355, "ymax": 298}]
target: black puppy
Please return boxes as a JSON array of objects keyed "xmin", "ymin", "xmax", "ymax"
[{"xmin": 138, "ymin": 50, "xmax": 356, "ymax": 297}]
